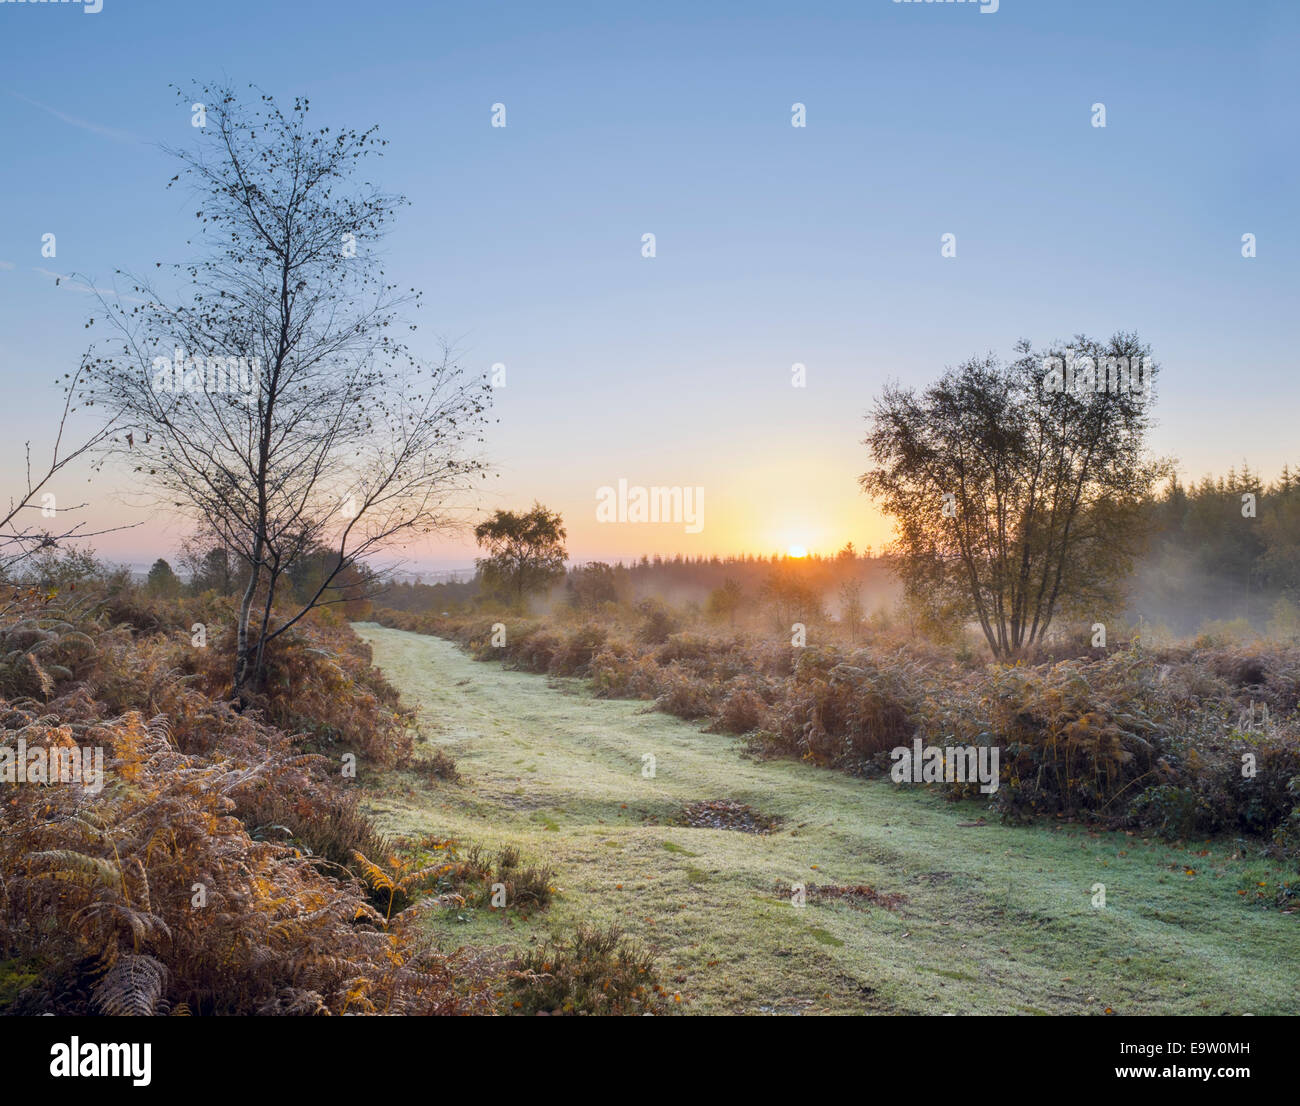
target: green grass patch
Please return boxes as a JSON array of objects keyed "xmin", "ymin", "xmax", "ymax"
[{"xmin": 355, "ymin": 623, "xmax": 1300, "ymax": 1016}]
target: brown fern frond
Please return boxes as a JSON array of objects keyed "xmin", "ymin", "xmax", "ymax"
[
  {"xmin": 257, "ymin": 988, "xmax": 329, "ymax": 1016},
  {"xmin": 92, "ymin": 954, "xmax": 168, "ymax": 1016},
  {"xmin": 24, "ymin": 653, "xmax": 55, "ymax": 700},
  {"xmin": 28, "ymin": 849, "xmax": 121, "ymax": 888}
]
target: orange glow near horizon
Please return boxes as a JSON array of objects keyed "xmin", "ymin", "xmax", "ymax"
[
  {"xmin": 60, "ymin": 455, "xmax": 901, "ymax": 567},
  {"xmin": 77, "ymin": 498, "xmax": 899, "ymax": 568}
]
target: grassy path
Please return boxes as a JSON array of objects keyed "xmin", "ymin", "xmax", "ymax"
[{"xmin": 355, "ymin": 623, "xmax": 1300, "ymax": 1015}]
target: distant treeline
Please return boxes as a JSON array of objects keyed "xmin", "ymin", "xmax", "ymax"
[
  {"xmin": 83, "ymin": 465, "xmax": 1300, "ymax": 642},
  {"xmin": 373, "ymin": 465, "xmax": 1300, "ymax": 642},
  {"xmin": 112, "ymin": 544, "xmax": 377, "ymax": 621},
  {"xmin": 377, "ymin": 575, "xmax": 479, "ymax": 613},
  {"xmin": 566, "ymin": 547, "xmax": 896, "ymax": 611},
  {"xmin": 1137, "ymin": 465, "xmax": 1300, "ymax": 635},
  {"xmin": 376, "ymin": 547, "xmax": 898, "ymax": 622}
]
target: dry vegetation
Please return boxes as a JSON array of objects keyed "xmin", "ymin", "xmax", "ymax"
[
  {"xmin": 372, "ymin": 602, "xmax": 1300, "ymax": 903},
  {"xmin": 5, "ymin": 552, "xmax": 1294, "ymax": 1017},
  {"xmin": 0, "ymin": 571, "xmax": 669, "ymax": 1015}
]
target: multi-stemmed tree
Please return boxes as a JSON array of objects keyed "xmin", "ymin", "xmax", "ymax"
[{"xmin": 861, "ymin": 334, "xmax": 1169, "ymax": 658}]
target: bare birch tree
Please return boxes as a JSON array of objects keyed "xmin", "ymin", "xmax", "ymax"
[{"xmin": 82, "ymin": 85, "xmax": 490, "ymax": 697}]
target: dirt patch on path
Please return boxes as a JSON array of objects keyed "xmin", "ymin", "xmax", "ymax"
[{"xmin": 674, "ymin": 799, "xmax": 781, "ymax": 834}]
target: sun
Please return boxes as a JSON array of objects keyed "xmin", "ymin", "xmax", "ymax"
[{"xmin": 786, "ymin": 545, "xmax": 808, "ymax": 558}]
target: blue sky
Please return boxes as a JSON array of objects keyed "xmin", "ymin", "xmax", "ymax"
[{"xmin": 1, "ymin": 0, "xmax": 1297, "ymax": 567}]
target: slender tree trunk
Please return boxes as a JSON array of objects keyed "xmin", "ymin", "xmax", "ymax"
[
  {"xmin": 252, "ymin": 558, "xmax": 282, "ymax": 690},
  {"xmin": 233, "ymin": 537, "xmax": 264, "ymax": 700},
  {"xmin": 235, "ymin": 245, "xmax": 290, "ymax": 697}
]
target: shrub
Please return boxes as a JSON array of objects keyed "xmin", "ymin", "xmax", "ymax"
[
  {"xmin": 506, "ymin": 925, "xmax": 674, "ymax": 1015},
  {"xmin": 712, "ymin": 681, "xmax": 769, "ymax": 734},
  {"xmin": 435, "ymin": 842, "xmax": 555, "ymax": 912},
  {"xmin": 549, "ymin": 623, "xmax": 607, "ymax": 676},
  {"xmin": 0, "ymin": 703, "xmax": 489, "ymax": 1015},
  {"xmin": 766, "ymin": 648, "xmax": 921, "ymax": 769},
  {"xmin": 980, "ymin": 653, "xmax": 1167, "ymax": 820},
  {"xmin": 411, "ymin": 748, "xmax": 460, "ymax": 785},
  {"xmin": 1128, "ymin": 784, "xmax": 1213, "ymax": 838},
  {"xmin": 634, "ymin": 599, "xmax": 679, "ymax": 645},
  {"xmin": 589, "ymin": 647, "xmax": 660, "ymax": 700},
  {"xmin": 653, "ymin": 665, "xmax": 717, "ymax": 720}
]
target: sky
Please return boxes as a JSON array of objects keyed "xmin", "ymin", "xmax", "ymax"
[{"xmin": 1, "ymin": 0, "xmax": 1297, "ymax": 570}]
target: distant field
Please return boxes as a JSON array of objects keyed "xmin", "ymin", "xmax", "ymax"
[{"xmin": 355, "ymin": 623, "xmax": 1300, "ymax": 1016}]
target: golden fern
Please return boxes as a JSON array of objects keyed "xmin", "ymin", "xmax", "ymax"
[
  {"xmin": 350, "ymin": 850, "xmax": 396, "ymax": 895},
  {"xmin": 350, "ymin": 851, "xmax": 453, "ymax": 924},
  {"xmin": 0, "ymin": 593, "xmax": 492, "ymax": 1016}
]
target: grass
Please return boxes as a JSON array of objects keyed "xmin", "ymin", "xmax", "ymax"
[{"xmin": 355, "ymin": 622, "xmax": 1300, "ymax": 1015}]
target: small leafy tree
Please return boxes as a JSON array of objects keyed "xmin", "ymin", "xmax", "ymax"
[
  {"xmin": 706, "ymin": 578, "xmax": 743, "ymax": 627},
  {"xmin": 474, "ymin": 504, "xmax": 566, "ymax": 607},
  {"xmin": 145, "ymin": 558, "xmax": 182, "ymax": 598},
  {"xmin": 178, "ymin": 540, "xmax": 238, "ymax": 597},
  {"xmin": 761, "ymin": 564, "xmax": 824, "ymax": 631},
  {"xmin": 566, "ymin": 562, "xmax": 620, "ymax": 613},
  {"xmin": 838, "ymin": 579, "xmax": 865, "ymax": 643}
]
